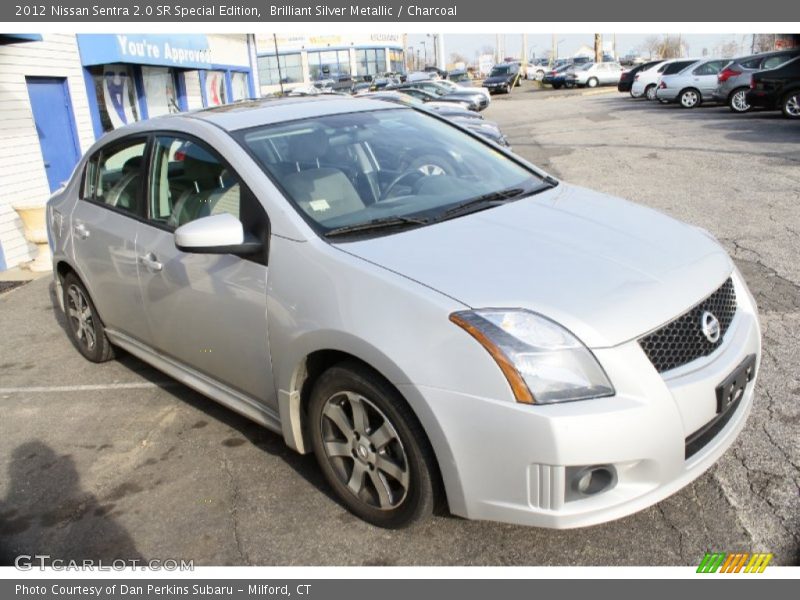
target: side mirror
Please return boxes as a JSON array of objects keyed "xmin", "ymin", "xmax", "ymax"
[{"xmin": 174, "ymin": 213, "xmax": 261, "ymax": 255}]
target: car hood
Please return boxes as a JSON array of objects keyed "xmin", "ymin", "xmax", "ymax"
[{"xmin": 337, "ymin": 183, "xmax": 732, "ymax": 348}]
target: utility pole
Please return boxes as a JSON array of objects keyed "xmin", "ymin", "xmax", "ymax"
[
  {"xmin": 521, "ymin": 33, "xmax": 528, "ymax": 78},
  {"xmin": 613, "ymin": 33, "xmax": 617, "ymax": 60},
  {"xmin": 594, "ymin": 33, "xmax": 602, "ymax": 62},
  {"xmin": 551, "ymin": 33, "xmax": 556, "ymax": 64},
  {"xmin": 496, "ymin": 33, "xmax": 501, "ymax": 64},
  {"xmin": 273, "ymin": 33, "xmax": 284, "ymax": 95}
]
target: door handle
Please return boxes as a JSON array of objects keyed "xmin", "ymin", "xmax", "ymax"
[
  {"xmin": 140, "ymin": 253, "xmax": 163, "ymax": 272},
  {"xmin": 73, "ymin": 222, "xmax": 90, "ymax": 239}
]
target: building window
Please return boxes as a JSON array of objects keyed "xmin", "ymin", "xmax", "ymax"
[
  {"xmin": 204, "ymin": 70, "xmax": 228, "ymax": 106},
  {"xmin": 257, "ymin": 53, "xmax": 303, "ymax": 85},
  {"xmin": 307, "ymin": 49, "xmax": 351, "ymax": 80},
  {"xmin": 230, "ymin": 71, "xmax": 250, "ymax": 101},
  {"xmin": 356, "ymin": 48, "xmax": 386, "ymax": 76},
  {"xmin": 389, "ymin": 49, "xmax": 405, "ymax": 73},
  {"xmin": 141, "ymin": 66, "xmax": 180, "ymax": 117},
  {"xmin": 88, "ymin": 64, "xmax": 140, "ymax": 132}
]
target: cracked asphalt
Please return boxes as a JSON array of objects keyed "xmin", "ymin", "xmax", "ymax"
[{"xmin": 1, "ymin": 87, "xmax": 798, "ymax": 566}]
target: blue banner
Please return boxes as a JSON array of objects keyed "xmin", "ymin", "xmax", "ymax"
[{"xmin": 77, "ymin": 34, "xmax": 211, "ymax": 69}]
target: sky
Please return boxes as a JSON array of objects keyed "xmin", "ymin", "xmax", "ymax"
[{"xmin": 407, "ymin": 33, "xmax": 754, "ymax": 63}]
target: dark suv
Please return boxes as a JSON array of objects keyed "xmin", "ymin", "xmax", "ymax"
[
  {"xmin": 746, "ymin": 55, "xmax": 800, "ymax": 118},
  {"xmin": 482, "ymin": 63, "xmax": 521, "ymax": 94}
]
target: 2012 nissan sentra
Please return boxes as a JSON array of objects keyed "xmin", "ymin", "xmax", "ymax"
[{"xmin": 47, "ymin": 96, "xmax": 761, "ymax": 529}]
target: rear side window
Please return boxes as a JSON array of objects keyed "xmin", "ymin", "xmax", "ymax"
[
  {"xmin": 663, "ymin": 61, "xmax": 696, "ymax": 75},
  {"xmin": 82, "ymin": 138, "xmax": 147, "ymax": 216},
  {"xmin": 762, "ymin": 55, "xmax": 793, "ymax": 70},
  {"xmin": 693, "ymin": 61, "xmax": 724, "ymax": 76},
  {"xmin": 741, "ymin": 57, "xmax": 762, "ymax": 69}
]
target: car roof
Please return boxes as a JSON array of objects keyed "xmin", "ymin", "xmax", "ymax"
[{"xmin": 137, "ymin": 96, "xmax": 400, "ymax": 132}]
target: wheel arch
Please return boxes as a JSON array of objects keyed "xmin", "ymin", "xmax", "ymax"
[
  {"xmin": 679, "ymin": 86, "xmax": 702, "ymax": 105},
  {"xmin": 278, "ymin": 341, "xmax": 465, "ymax": 515}
]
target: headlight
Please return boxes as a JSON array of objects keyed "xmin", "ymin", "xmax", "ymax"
[{"xmin": 450, "ymin": 309, "xmax": 614, "ymax": 404}]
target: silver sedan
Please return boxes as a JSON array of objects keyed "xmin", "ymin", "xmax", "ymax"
[{"xmin": 48, "ymin": 97, "xmax": 761, "ymax": 529}]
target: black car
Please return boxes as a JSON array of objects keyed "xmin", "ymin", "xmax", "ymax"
[
  {"xmin": 392, "ymin": 86, "xmax": 473, "ymax": 109},
  {"xmin": 482, "ymin": 63, "xmax": 521, "ymax": 94},
  {"xmin": 618, "ymin": 60, "xmax": 661, "ymax": 94},
  {"xmin": 397, "ymin": 81, "xmax": 486, "ymax": 111},
  {"xmin": 746, "ymin": 55, "xmax": 800, "ymax": 118}
]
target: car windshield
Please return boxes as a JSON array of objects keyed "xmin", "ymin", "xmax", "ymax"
[
  {"xmin": 579, "ymin": 63, "xmax": 594, "ymax": 71},
  {"xmin": 490, "ymin": 66, "xmax": 510, "ymax": 76},
  {"xmin": 237, "ymin": 107, "xmax": 548, "ymax": 238}
]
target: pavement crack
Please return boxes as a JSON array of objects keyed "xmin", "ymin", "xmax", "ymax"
[
  {"xmin": 222, "ymin": 456, "xmax": 250, "ymax": 565},
  {"xmin": 657, "ymin": 504, "xmax": 688, "ymax": 564}
]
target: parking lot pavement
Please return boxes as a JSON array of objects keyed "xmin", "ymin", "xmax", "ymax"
[{"xmin": 1, "ymin": 93, "xmax": 798, "ymax": 567}]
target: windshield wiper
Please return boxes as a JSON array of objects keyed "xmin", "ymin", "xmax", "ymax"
[
  {"xmin": 433, "ymin": 181, "xmax": 554, "ymax": 223},
  {"xmin": 324, "ymin": 215, "xmax": 429, "ymax": 239}
]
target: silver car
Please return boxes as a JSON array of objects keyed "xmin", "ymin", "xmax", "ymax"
[
  {"xmin": 713, "ymin": 50, "xmax": 800, "ymax": 113},
  {"xmin": 48, "ymin": 97, "xmax": 761, "ymax": 529},
  {"xmin": 655, "ymin": 59, "xmax": 728, "ymax": 108},
  {"xmin": 566, "ymin": 62, "xmax": 625, "ymax": 88}
]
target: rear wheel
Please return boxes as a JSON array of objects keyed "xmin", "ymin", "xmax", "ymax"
[
  {"xmin": 587, "ymin": 77, "xmax": 599, "ymax": 88},
  {"xmin": 645, "ymin": 84, "xmax": 657, "ymax": 101},
  {"xmin": 679, "ymin": 88, "xmax": 701, "ymax": 108},
  {"xmin": 782, "ymin": 92, "xmax": 800, "ymax": 119},
  {"xmin": 535, "ymin": 70, "xmax": 545, "ymax": 81},
  {"xmin": 729, "ymin": 87, "xmax": 751, "ymax": 113},
  {"xmin": 308, "ymin": 363, "xmax": 440, "ymax": 528},
  {"xmin": 62, "ymin": 273, "xmax": 115, "ymax": 363}
]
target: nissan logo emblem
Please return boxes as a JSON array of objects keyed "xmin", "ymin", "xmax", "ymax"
[{"xmin": 701, "ymin": 311, "xmax": 721, "ymax": 343}]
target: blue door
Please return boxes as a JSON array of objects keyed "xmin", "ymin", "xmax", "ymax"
[{"xmin": 26, "ymin": 77, "xmax": 81, "ymax": 192}]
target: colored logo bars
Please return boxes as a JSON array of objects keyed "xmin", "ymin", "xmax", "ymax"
[{"xmin": 697, "ymin": 552, "xmax": 773, "ymax": 573}]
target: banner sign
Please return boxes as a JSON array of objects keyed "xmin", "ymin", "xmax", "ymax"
[{"xmin": 77, "ymin": 34, "xmax": 212, "ymax": 69}]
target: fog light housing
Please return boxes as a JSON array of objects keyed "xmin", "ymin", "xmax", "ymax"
[{"xmin": 565, "ymin": 465, "xmax": 617, "ymax": 501}]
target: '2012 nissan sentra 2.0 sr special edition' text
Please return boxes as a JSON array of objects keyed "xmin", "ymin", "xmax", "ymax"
[{"xmin": 47, "ymin": 96, "xmax": 761, "ymax": 529}]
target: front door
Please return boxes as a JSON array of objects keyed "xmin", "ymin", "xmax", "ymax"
[
  {"xmin": 26, "ymin": 77, "xmax": 81, "ymax": 192},
  {"xmin": 135, "ymin": 134, "xmax": 274, "ymax": 405}
]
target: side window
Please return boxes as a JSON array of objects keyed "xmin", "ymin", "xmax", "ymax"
[
  {"xmin": 86, "ymin": 139, "xmax": 147, "ymax": 215},
  {"xmin": 762, "ymin": 55, "xmax": 790, "ymax": 70},
  {"xmin": 693, "ymin": 63, "xmax": 715, "ymax": 76},
  {"xmin": 741, "ymin": 58, "xmax": 761, "ymax": 69}
]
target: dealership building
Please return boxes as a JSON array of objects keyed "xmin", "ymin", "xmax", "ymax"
[
  {"xmin": 255, "ymin": 33, "xmax": 407, "ymax": 94},
  {"xmin": 0, "ymin": 33, "xmax": 258, "ymax": 271}
]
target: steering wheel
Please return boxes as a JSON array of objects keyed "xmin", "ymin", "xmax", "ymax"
[{"xmin": 380, "ymin": 162, "xmax": 450, "ymax": 201}]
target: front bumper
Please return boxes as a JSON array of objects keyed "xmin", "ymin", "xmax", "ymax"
[{"xmin": 402, "ymin": 273, "xmax": 761, "ymax": 529}]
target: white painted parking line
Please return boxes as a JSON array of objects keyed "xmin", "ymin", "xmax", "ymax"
[{"xmin": 0, "ymin": 382, "xmax": 179, "ymax": 394}]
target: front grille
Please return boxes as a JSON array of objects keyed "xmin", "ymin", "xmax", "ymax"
[{"xmin": 639, "ymin": 278, "xmax": 737, "ymax": 373}]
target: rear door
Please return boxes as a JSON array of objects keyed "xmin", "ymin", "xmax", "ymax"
[
  {"xmin": 70, "ymin": 136, "xmax": 150, "ymax": 339},
  {"xmin": 692, "ymin": 60, "xmax": 726, "ymax": 97},
  {"xmin": 134, "ymin": 133, "xmax": 275, "ymax": 405}
]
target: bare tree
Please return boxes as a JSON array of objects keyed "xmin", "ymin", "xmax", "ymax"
[
  {"xmin": 642, "ymin": 35, "xmax": 661, "ymax": 59},
  {"xmin": 714, "ymin": 39, "xmax": 741, "ymax": 58},
  {"xmin": 449, "ymin": 52, "xmax": 468, "ymax": 66}
]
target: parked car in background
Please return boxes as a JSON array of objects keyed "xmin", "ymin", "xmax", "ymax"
[
  {"xmin": 48, "ymin": 96, "xmax": 761, "ymax": 531},
  {"xmin": 392, "ymin": 86, "xmax": 473, "ymax": 110},
  {"xmin": 655, "ymin": 59, "xmax": 727, "ymax": 108},
  {"xmin": 435, "ymin": 77, "xmax": 492, "ymax": 102},
  {"xmin": 482, "ymin": 63, "xmax": 521, "ymax": 94},
  {"xmin": 566, "ymin": 62, "xmax": 624, "ymax": 88},
  {"xmin": 528, "ymin": 58, "xmax": 550, "ymax": 81},
  {"xmin": 359, "ymin": 91, "xmax": 509, "ymax": 147},
  {"xmin": 406, "ymin": 71, "xmax": 436, "ymax": 83},
  {"xmin": 398, "ymin": 80, "xmax": 488, "ymax": 111},
  {"xmin": 713, "ymin": 49, "xmax": 800, "ymax": 113},
  {"xmin": 543, "ymin": 63, "xmax": 575, "ymax": 89},
  {"xmin": 423, "ymin": 65, "xmax": 448, "ymax": 79},
  {"xmin": 618, "ymin": 61, "xmax": 662, "ymax": 94},
  {"xmin": 632, "ymin": 59, "xmax": 697, "ymax": 100},
  {"xmin": 747, "ymin": 55, "xmax": 800, "ymax": 119}
]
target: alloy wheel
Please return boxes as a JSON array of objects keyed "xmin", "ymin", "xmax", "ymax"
[
  {"xmin": 681, "ymin": 90, "xmax": 699, "ymax": 108},
  {"xmin": 320, "ymin": 391, "xmax": 410, "ymax": 510},
  {"xmin": 66, "ymin": 284, "xmax": 96, "ymax": 351},
  {"xmin": 785, "ymin": 94, "xmax": 800, "ymax": 117},
  {"xmin": 646, "ymin": 85, "xmax": 657, "ymax": 100},
  {"xmin": 731, "ymin": 89, "xmax": 750, "ymax": 112}
]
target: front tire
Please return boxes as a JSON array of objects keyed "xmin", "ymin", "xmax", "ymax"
[
  {"xmin": 587, "ymin": 77, "xmax": 599, "ymax": 88},
  {"xmin": 782, "ymin": 92, "xmax": 800, "ymax": 119},
  {"xmin": 729, "ymin": 87, "xmax": 751, "ymax": 113},
  {"xmin": 62, "ymin": 273, "xmax": 115, "ymax": 363},
  {"xmin": 308, "ymin": 363, "xmax": 440, "ymax": 528}
]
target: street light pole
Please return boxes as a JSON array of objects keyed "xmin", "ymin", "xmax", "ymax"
[{"xmin": 273, "ymin": 33, "xmax": 284, "ymax": 95}]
